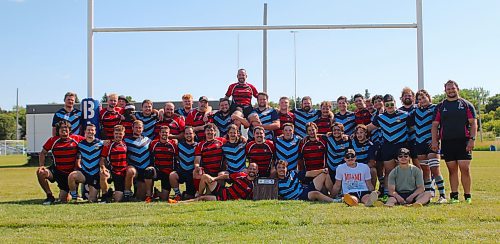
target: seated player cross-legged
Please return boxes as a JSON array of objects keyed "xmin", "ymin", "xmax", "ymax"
[
  {"xmin": 331, "ymin": 149, "xmax": 380, "ymax": 207},
  {"xmin": 276, "ymin": 160, "xmax": 334, "ymax": 202},
  {"xmin": 384, "ymin": 148, "xmax": 433, "ymax": 207},
  {"xmin": 181, "ymin": 162, "xmax": 259, "ymax": 202}
]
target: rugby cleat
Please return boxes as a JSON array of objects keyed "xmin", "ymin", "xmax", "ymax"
[
  {"xmin": 173, "ymin": 194, "xmax": 182, "ymax": 202},
  {"xmin": 465, "ymin": 198, "xmax": 472, "ymax": 204},
  {"xmin": 436, "ymin": 196, "xmax": 448, "ymax": 204},
  {"xmin": 145, "ymin": 196, "xmax": 152, "ymax": 203},
  {"xmin": 42, "ymin": 195, "xmax": 56, "ymax": 205},
  {"xmin": 167, "ymin": 198, "xmax": 178, "ymax": 204}
]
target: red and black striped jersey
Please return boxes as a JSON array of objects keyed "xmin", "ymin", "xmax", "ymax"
[
  {"xmin": 120, "ymin": 117, "xmax": 135, "ymax": 139},
  {"xmin": 101, "ymin": 141, "xmax": 128, "ymax": 176},
  {"xmin": 155, "ymin": 114, "xmax": 185, "ymax": 139},
  {"xmin": 217, "ymin": 172, "xmax": 254, "ymax": 201},
  {"xmin": 225, "ymin": 82, "xmax": 259, "ymax": 107},
  {"xmin": 43, "ymin": 135, "xmax": 84, "ymax": 174},
  {"xmin": 316, "ymin": 116, "xmax": 333, "ymax": 135},
  {"xmin": 246, "ymin": 140, "xmax": 275, "ymax": 177},
  {"xmin": 195, "ymin": 137, "xmax": 226, "ymax": 175},
  {"xmin": 299, "ymin": 137, "xmax": 326, "ymax": 171},
  {"xmin": 186, "ymin": 109, "xmax": 212, "ymax": 142},
  {"xmin": 99, "ymin": 107, "xmax": 123, "ymax": 140},
  {"xmin": 355, "ymin": 108, "xmax": 372, "ymax": 125},
  {"xmin": 275, "ymin": 111, "xmax": 295, "ymax": 137},
  {"xmin": 150, "ymin": 139, "xmax": 178, "ymax": 175}
]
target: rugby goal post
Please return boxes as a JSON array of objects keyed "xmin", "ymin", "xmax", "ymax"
[{"xmin": 87, "ymin": 0, "xmax": 424, "ymax": 97}]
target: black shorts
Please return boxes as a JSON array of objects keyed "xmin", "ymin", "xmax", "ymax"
[
  {"xmin": 381, "ymin": 142, "xmax": 408, "ymax": 161},
  {"xmin": 441, "ymin": 138, "xmax": 472, "ymax": 162},
  {"xmin": 408, "ymin": 141, "xmax": 418, "ymax": 158},
  {"xmin": 396, "ymin": 191, "xmax": 417, "ymax": 204},
  {"xmin": 132, "ymin": 167, "xmax": 146, "ymax": 182},
  {"xmin": 155, "ymin": 170, "xmax": 172, "ymax": 190},
  {"xmin": 373, "ymin": 144, "xmax": 383, "ymax": 162},
  {"xmin": 111, "ymin": 172, "xmax": 125, "ymax": 192},
  {"xmin": 416, "ymin": 141, "xmax": 437, "ymax": 156},
  {"xmin": 229, "ymin": 103, "xmax": 254, "ymax": 118},
  {"xmin": 48, "ymin": 166, "xmax": 70, "ymax": 192},
  {"xmin": 347, "ymin": 191, "xmax": 371, "ymax": 200},
  {"xmin": 177, "ymin": 170, "xmax": 196, "ymax": 195},
  {"xmin": 80, "ymin": 170, "xmax": 100, "ymax": 190},
  {"xmin": 299, "ymin": 183, "xmax": 315, "ymax": 201}
]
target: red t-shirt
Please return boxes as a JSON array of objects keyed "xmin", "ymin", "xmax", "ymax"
[
  {"xmin": 150, "ymin": 139, "xmax": 178, "ymax": 175},
  {"xmin": 101, "ymin": 141, "xmax": 128, "ymax": 176},
  {"xmin": 195, "ymin": 137, "xmax": 227, "ymax": 175},
  {"xmin": 246, "ymin": 140, "xmax": 275, "ymax": 177},
  {"xmin": 299, "ymin": 137, "xmax": 326, "ymax": 171},
  {"xmin": 225, "ymin": 82, "xmax": 259, "ymax": 107},
  {"xmin": 43, "ymin": 135, "xmax": 84, "ymax": 174}
]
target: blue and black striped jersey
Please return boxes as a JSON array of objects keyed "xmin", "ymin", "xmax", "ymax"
[
  {"xmin": 370, "ymin": 111, "xmax": 384, "ymax": 146},
  {"xmin": 323, "ymin": 134, "xmax": 349, "ymax": 171},
  {"xmin": 278, "ymin": 170, "xmax": 304, "ymax": 200},
  {"xmin": 413, "ymin": 104, "xmax": 436, "ymax": 144},
  {"xmin": 334, "ymin": 111, "xmax": 356, "ymax": 135},
  {"xmin": 78, "ymin": 139, "xmax": 104, "ymax": 176},
  {"xmin": 372, "ymin": 110, "xmax": 413, "ymax": 144},
  {"xmin": 135, "ymin": 112, "xmax": 158, "ymax": 139},
  {"xmin": 212, "ymin": 111, "xmax": 233, "ymax": 138},
  {"xmin": 52, "ymin": 108, "xmax": 82, "ymax": 135},
  {"xmin": 124, "ymin": 136, "xmax": 152, "ymax": 169},
  {"xmin": 399, "ymin": 105, "xmax": 417, "ymax": 141},
  {"xmin": 248, "ymin": 107, "xmax": 279, "ymax": 141},
  {"xmin": 275, "ymin": 135, "xmax": 301, "ymax": 171},
  {"xmin": 349, "ymin": 138, "xmax": 375, "ymax": 165},
  {"xmin": 177, "ymin": 140, "xmax": 197, "ymax": 172},
  {"xmin": 222, "ymin": 140, "xmax": 247, "ymax": 173},
  {"xmin": 292, "ymin": 108, "xmax": 321, "ymax": 138},
  {"xmin": 176, "ymin": 108, "xmax": 191, "ymax": 118}
]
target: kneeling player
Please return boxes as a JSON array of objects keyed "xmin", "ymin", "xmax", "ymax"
[
  {"xmin": 169, "ymin": 126, "xmax": 197, "ymax": 200},
  {"xmin": 37, "ymin": 120, "xmax": 83, "ymax": 205},
  {"xmin": 145, "ymin": 125, "xmax": 178, "ymax": 202},
  {"xmin": 99, "ymin": 125, "xmax": 128, "ymax": 202},
  {"xmin": 331, "ymin": 149, "xmax": 379, "ymax": 207},
  {"xmin": 68, "ymin": 124, "xmax": 104, "ymax": 203},
  {"xmin": 276, "ymin": 160, "xmax": 334, "ymax": 202},
  {"xmin": 182, "ymin": 162, "xmax": 258, "ymax": 202},
  {"xmin": 385, "ymin": 148, "xmax": 432, "ymax": 207}
]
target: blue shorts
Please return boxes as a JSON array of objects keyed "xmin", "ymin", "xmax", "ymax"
[
  {"xmin": 381, "ymin": 142, "xmax": 408, "ymax": 161},
  {"xmin": 415, "ymin": 141, "xmax": 437, "ymax": 156}
]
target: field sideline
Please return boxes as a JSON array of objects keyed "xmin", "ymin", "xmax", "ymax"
[{"xmin": 0, "ymin": 153, "xmax": 499, "ymax": 242}]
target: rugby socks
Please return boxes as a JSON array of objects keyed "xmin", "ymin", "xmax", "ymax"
[
  {"xmin": 450, "ymin": 192, "xmax": 459, "ymax": 200},
  {"xmin": 424, "ymin": 179, "xmax": 433, "ymax": 192},
  {"xmin": 434, "ymin": 175, "xmax": 446, "ymax": 197},
  {"xmin": 124, "ymin": 190, "xmax": 132, "ymax": 197},
  {"xmin": 70, "ymin": 191, "xmax": 78, "ymax": 200},
  {"xmin": 464, "ymin": 193, "xmax": 471, "ymax": 199},
  {"xmin": 173, "ymin": 188, "xmax": 181, "ymax": 196}
]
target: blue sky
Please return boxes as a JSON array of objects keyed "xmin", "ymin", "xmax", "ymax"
[{"xmin": 1, "ymin": 0, "xmax": 499, "ymax": 110}]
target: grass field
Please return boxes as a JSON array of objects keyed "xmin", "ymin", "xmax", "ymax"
[{"xmin": 0, "ymin": 153, "xmax": 499, "ymax": 242}]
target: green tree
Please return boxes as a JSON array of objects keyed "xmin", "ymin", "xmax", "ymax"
[
  {"xmin": 126, "ymin": 96, "xmax": 135, "ymax": 103},
  {"xmin": 485, "ymin": 94, "xmax": 500, "ymax": 113},
  {"xmin": 101, "ymin": 93, "xmax": 108, "ymax": 103},
  {"xmin": 0, "ymin": 114, "xmax": 16, "ymax": 140},
  {"xmin": 11, "ymin": 106, "xmax": 26, "ymax": 139}
]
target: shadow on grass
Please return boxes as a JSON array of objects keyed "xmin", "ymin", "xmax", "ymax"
[
  {"xmin": 0, "ymin": 163, "xmax": 32, "ymax": 169},
  {"xmin": 0, "ymin": 199, "xmax": 44, "ymax": 205}
]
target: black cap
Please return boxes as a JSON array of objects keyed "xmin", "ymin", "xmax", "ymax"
[
  {"xmin": 199, "ymin": 96, "xmax": 209, "ymax": 102},
  {"xmin": 118, "ymin": 95, "xmax": 128, "ymax": 102},
  {"xmin": 383, "ymin": 94, "xmax": 394, "ymax": 103},
  {"xmin": 345, "ymin": 149, "xmax": 356, "ymax": 156},
  {"xmin": 398, "ymin": 147, "xmax": 410, "ymax": 155}
]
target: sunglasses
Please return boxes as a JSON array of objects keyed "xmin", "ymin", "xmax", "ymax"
[
  {"xmin": 332, "ymin": 128, "xmax": 342, "ymax": 132},
  {"xmin": 385, "ymin": 102, "xmax": 395, "ymax": 107},
  {"xmin": 398, "ymin": 153, "xmax": 410, "ymax": 158},
  {"xmin": 345, "ymin": 154, "xmax": 356, "ymax": 159}
]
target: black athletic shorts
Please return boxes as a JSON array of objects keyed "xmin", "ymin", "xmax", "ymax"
[
  {"xmin": 299, "ymin": 183, "xmax": 315, "ymax": 201},
  {"xmin": 80, "ymin": 170, "xmax": 100, "ymax": 190},
  {"xmin": 155, "ymin": 170, "xmax": 172, "ymax": 191},
  {"xmin": 416, "ymin": 141, "xmax": 437, "ymax": 156},
  {"xmin": 395, "ymin": 191, "xmax": 417, "ymax": 204},
  {"xmin": 131, "ymin": 166, "xmax": 146, "ymax": 182},
  {"xmin": 347, "ymin": 190, "xmax": 371, "ymax": 200},
  {"xmin": 381, "ymin": 142, "xmax": 408, "ymax": 161},
  {"xmin": 229, "ymin": 103, "xmax": 254, "ymax": 118},
  {"xmin": 111, "ymin": 172, "xmax": 125, "ymax": 192},
  {"xmin": 48, "ymin": 165, "xmax": 70, "ymax": 192},
  {"xmin": 177, "ymin": 169, "xmax": 196, "ymax": 195},
  {"xmin": 441, "ymin": 138, "xmax": 472, "ymax": 161},
  {"xmin": 408, "ymin": 141, "xmax": 418, "ymax": 158}
]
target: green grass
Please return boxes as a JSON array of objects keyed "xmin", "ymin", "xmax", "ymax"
[
  {"xmin": 0, "ymin": 152, "xmax": 499, "ymax": 242},
  {"xmin": 0, "ymin": 155, "xmax": 27, "ymax": 167}
]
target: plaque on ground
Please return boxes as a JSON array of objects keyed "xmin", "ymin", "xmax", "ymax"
[{"xmin": 252, "ymin": 177, "xmax": 278, "ymax": 200}]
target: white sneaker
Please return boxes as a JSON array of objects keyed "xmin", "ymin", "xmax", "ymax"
[
  {"xmin": 437, "ymin": 196, "xmax": 448, "ymax": 204},
  {"xmin": 365, "ymin": 191, "xmax": 379, "ymax": 207}
]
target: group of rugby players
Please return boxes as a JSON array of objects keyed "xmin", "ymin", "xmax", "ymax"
[{"xmin": 37, "ymin": 69, "xmax": 477, "ymax": 207}]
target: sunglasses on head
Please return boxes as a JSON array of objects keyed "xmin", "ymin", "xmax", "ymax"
[
  {"xmin": 345, "ymin": 154, "xmax": 355, "ymax": 159},
  {"xmin": 385, "ymin": 102, "xmax": 395, "ymax": 107},
  {"xmin": 398, "ymin": 153, "xmax": 410, "ymax": 158}
]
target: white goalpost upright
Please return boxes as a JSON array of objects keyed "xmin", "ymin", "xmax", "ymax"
[{"xmin": 86, "ymin": 0, "xmax": 424, "ymax": 97}]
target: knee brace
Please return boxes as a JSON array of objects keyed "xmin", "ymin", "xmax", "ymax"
[{"xmin": 144, "ymin": 167, "xmax": 155, "ymax": 179}]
